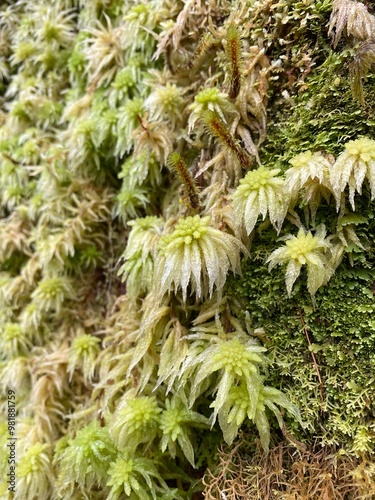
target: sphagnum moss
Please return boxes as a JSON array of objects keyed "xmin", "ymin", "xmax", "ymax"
[{"xmin": 0, "ymin": 0, "xmax": 375, "ymax": 499}]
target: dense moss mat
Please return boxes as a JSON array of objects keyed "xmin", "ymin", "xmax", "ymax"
[
  {"xmin": 262, "ymin": 52, "xmax": 375, "ymax": 168},
  {"xmin": 227, "ymin": 201, "xmax": 375, "ymax": 453}
]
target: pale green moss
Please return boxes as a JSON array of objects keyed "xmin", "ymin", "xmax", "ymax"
[{"xmin": 0, "ymin": 0, "xmax": 375, "ymax": 498}]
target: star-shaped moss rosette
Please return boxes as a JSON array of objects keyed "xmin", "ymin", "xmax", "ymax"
[
  {"xmin": 109, "ymin": 394, "xmax": 161, "ymax": 450},
  {"xmin": 285, "ymin": 151, "xmax": 331, "ymax": 193},
  {"xmin": 56, "ymin": 421, "xmax": 116, "ymax": 498},
  {"xmin": 284, "ymin": 151, "xmax": 334, "ymax": 221},
  {"xmin": 145, "ymin": 83, "xmax": 184, "ymax": 129},
  {"xmin": 159, "ymin": 395, "xmax": 209, "ymax": 467},
  {"xmin": 67, "ymin": 333, "xmax": 100, "ymax": 383},
  {"xmin": 156, "ymin": 215, "xmax": 246, "ymax": 301},
  {"xmin": 107, "ymin": 448, "xmax": 178, "ymax": 500},
  {"xmin": 17, "ymin": 443, "xmax": 53, "ymax": 500},
  {"xmin": 233, "ymin": 165, "xmax": 288, "ymax": 235},
  {"xmin": 181, "ymin": 334, "xmax": 266, "ymax": 425},
  {"xmin": 266, "ymin": 225, "xmax": 333, "ymax": 296},
  {"xmin": 330, "ymin": 137, "xmax": 375, "ymax": 210},
  {"xmin": 218, "ymin": 382, "xmax": 303, "ymax": 451},
  {"xmin": 188, "ymin": 87, "xmax": 234, "ymax": 131}
]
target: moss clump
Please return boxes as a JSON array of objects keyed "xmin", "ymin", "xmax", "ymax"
[{"xmin": 227, "ymin": 202, "xmax": 375, "ymax": 453}]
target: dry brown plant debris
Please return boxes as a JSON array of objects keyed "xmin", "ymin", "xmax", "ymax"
[{"xmin": 203, "ymin": 438, "xmax": 375, "ymax": 499}]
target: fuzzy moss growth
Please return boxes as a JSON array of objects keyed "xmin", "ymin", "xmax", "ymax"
[{"xmin": 1, "ymin": 0, "xmax": 375, "ymax": 498}]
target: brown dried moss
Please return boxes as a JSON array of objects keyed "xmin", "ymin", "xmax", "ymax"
[{"xmin": 203, "ymin": 437, "xmax": 375, "ymax": 499}]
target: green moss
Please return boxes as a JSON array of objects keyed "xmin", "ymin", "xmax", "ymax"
[
  {"xmin": 262, "ymin": 51, "xmax": 375, "ymax": 167},
  {"xmin": 227, "ymin": 201, "xmax": 375, "ymax": 452}
]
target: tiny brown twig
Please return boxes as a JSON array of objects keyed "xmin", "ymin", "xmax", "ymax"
[{"xmin": 298, "ymin": 305, "xmax": 324, "ymax": 410}]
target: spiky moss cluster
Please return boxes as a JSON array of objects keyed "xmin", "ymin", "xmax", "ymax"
[
  {"xmin": 267, "ymin": 226, "xmax": 333, "ymax": 296},
  {"xmin": 157, "ymin": 215, "xmax": 244, "ymax": 300},
  {"xmin": 331, "ymin": 137, "xmax": 375, "ymax": 208},
  {"xmin": 233, "ymin": 166, "xmax": 286, "ymax": 234}
]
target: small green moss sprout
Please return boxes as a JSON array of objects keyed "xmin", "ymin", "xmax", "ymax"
[
  {"xmin": 188, "ymin": 87, "xmax": 233, "ymax": 131},
  {"xmin": 0, "ymin": 322, "xmax": 30, "ymax": 359},
  {"xmin": 107, "ymin": 449, "xmax": 170, "ymax": 500},
  {"xmin": 83, "ymin": 17, "xmax": 125, "ymax": 88},
  {"xmin": 183, "ymin": 333, "xmax": 266, "ymax": 424},
  {"xmin": 145, "ymin": 83, "xmax": 184, "ymax": 129},
  {"xmin": 56, "ymin": 421, "xmax": 116, "ymax": 497},
  {"xmin": 17, "ymin": 443, "xmax": 53, "ymax": 500},
  {"xmin": 219, "ymin": 382, "xmax": 303, "ymax": 452},
  {"xmin": 109, "ymin": 394, "xmax": 162, "ymax": 450},
  {"xmin": 160, "ymin": 395, "xmax": 209, "ymax": 467},
  {"xmin": 31, "ymin": 275, "xmax": 75, "ymax": 313},
  {"xmin": 68, "ymin": 333, "xmax": 100, "ymax": 383}
]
